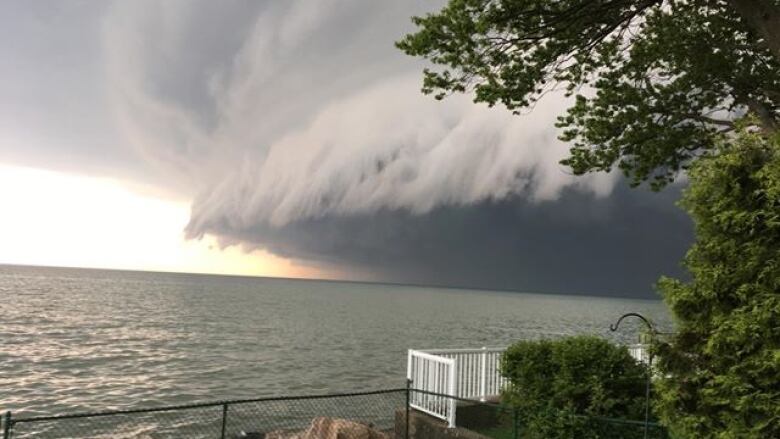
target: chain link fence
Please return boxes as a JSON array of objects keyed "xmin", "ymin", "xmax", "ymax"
[
  {"xmin": 3, "ymin": 389, "xmax": 408, "ymax": 439},
  {"xmin": 409, "ymin": 389, "xmax": 670, "ymax": 439},
  {"xmin": 3, "ymin": 387, "xmax": 670, "ymax": 438}
]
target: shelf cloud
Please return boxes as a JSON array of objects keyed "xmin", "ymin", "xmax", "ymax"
[{"xmin": 2, "ymin": 0, "xmax": 693, "ymax": 296}]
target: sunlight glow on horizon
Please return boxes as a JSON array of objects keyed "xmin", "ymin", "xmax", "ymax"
[{"xmin": 0, "ymin": 165, "xmax": 331, "ymax": 279}]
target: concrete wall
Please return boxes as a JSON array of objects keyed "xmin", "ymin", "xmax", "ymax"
[{"xmin": 453, "ymin": 401, "xmax": 505, "ymax": 431}]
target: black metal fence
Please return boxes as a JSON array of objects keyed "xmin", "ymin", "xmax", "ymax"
[
  {"xmin": 2, "ymin": 387, "xmax": 669, "ymax": 439},
  {"xmin": 431, "ymin": 393, "xmax": 669, "ymax": 439}
]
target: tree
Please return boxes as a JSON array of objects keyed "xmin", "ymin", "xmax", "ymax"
[
  {"xmin": 399, "ymin": 3, "xmax": 780, "ymax": 436},
  {"xmin": 654, "ymin": 129, "xmax": 780, "ymax": 438},
  {"xmin": 501, "ymin": 336, "xmax": 651, "ymax": 438},
  {"xmin": 397, "ymin": 0, "xmax": 780, "ymax": 188}
]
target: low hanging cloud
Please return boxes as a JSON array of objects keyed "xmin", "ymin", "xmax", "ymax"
[
  {"xmin": 185, "ymin": 76, "xmax": 616, "ymax": 234},
  {"xmin": 94, "ymin": 0, "xmax": 690, "ymax": 296}
]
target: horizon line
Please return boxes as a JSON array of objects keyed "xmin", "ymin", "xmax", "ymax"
[{"xmin": 0, "ymin": 262, "xmax": 663, "ymax": 301}]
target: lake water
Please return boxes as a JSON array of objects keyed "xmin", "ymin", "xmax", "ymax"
[{"xmin": 0, "ymin": 264, "xmax": 672, "ymax": 418}]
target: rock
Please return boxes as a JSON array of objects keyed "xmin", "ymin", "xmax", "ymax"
[
  {"xmin": 260, "ymin": 417, "xmax": 391, "ymax": 439},
  {"xmin": 262, "ymin": 430, "xmax": 298, "ymax": 439},
  {"xmin": 302, "ymin": 417, "xmax": 391, "ymax": 439}
]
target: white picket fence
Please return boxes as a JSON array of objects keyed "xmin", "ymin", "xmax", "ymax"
[
  {"xmin": 628, "ymin": 344, "xmax": 651, "ymax": 364},
  {"xmin": 407, "ymin": 344, "xmax": 649, "ymax": 427},
  {"xmin": 406, "ymin": 350, "xmax": 457, "ymax": 426}
]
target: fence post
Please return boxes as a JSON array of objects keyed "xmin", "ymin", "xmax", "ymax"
[
  {"xmin": 479, "ymin": 347, "xmax": 487, "ymax": 401},
  {"xmin": 407, "ymin": 350, "xmax": 413, "ymax": 383},
  {"xmin": 3, "ymin": 411, "xmax": 11, "ymax": 439},
  {"xmin": 405, "ymin": 379, "xmax": 411, "ymax": 439},
  {"xmin": 513, "ymin": 407, "xmax": 518, "ymax": 439},
  {"xmin": 447, "ymin": 359, "xmax": 457, "ymax": 428},
  {"xmin": 220, "ymin": 403, "xmax": 228, "ymax": 439}
]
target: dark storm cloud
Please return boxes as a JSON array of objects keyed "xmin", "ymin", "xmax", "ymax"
[{"xmin": 197, "ymin": 182, "xmax": 692, "ymax": 298}]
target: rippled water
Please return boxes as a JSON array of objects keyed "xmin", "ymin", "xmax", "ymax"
[{"xmin": 1, "ymin": 264, "xmax": 671, "ymax": 418}]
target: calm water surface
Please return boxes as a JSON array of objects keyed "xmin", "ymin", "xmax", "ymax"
[{"xmin": 0, "ymin": 265, "xmax": 671, "ymax": 417}]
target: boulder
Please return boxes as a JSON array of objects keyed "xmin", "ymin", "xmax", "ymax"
[
  {"xmin": 262, "ymin": 430, "xmax": 297, "ymax": 439},
  {"xmin": 261, "ymin": 417, "xmax": 391, "ymax": 439}
]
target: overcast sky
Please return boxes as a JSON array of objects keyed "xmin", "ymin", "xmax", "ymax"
[{"xmin": 0, "ymin": 0, "xmax": 693, "ymax": 298}]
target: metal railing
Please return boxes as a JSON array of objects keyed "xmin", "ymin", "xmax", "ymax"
[
  {"xmin": 628, "ymin": 343, "xmax": 652, "ymax": 364},
  {"xmin": 407, "ymin": 347, "xmax": 507, "ymax": 427},
  {"xmin": 430, "ymin": 347, "xmax": 508, "ymax": 401},
  {"xmin": 406, "ymin": 350, "xmax": 457, "ymax": 427}
]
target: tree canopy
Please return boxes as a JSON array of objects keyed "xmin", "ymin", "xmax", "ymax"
[
  {"xmin": 397, "ymin": 0, "xmax": 780, "ymax": 188},
  {"xmin": 655, "ymin": 129, "xmax": 780, "ymax": 438}
]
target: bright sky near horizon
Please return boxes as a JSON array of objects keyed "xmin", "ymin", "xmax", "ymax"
[{"xmin": 0, "ymin": 165, "xmax": 330, "ymax": 279}]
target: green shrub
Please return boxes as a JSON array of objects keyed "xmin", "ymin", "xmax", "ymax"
[
  {"xmin": 500, "ymin": 336, "xmax": 649, "ymax": 438},
  {"xmin": 655, "ymin": 129, "xmax": 780, "ymax": 438}
]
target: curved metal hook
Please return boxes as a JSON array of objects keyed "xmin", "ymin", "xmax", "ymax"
[
  {"xmin": 609, "ymin": 312, "xmax": 656, "ymax": 334},
  {"xmin": 609, "ymin": 312, "xmax": 656, "ymax": 439}
]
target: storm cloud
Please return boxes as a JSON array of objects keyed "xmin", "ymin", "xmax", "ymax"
[
  {"xmin": 1, "ymin": 0, "xmax": 694, "ymax": 297},
  {"xmin": 194, "ymin": 182, "xmax": 691, "ymax": 298}
]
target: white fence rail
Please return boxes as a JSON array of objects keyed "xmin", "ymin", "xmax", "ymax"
[
  {"xmin": 407, "ymin": 347, "xmax": 505, "ymax": 427},
  {"xmin": 407, "ymin": 344, "xmax": 649, "ymax": 427},
  {"xmin": 423, "ymin": 348, "xmax": 508, "ymax": 401},
  {"xmin": 628, "ymin": 344, "xmax": 651, "ymax": 364},
  {"xmin": 407, "ymin": 350, "xmax": 457, "ymax": 426}
]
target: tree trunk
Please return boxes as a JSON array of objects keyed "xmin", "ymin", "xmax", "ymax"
[
  {"xmin": 745, "ymin": 97, "xmax": 779, "ymax": 133},
  {"xmin": 728, "ymin": 0, "xmax": 780, "ymax": 62}
]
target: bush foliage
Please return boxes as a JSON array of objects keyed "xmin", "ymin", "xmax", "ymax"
[{"xmin": 500, "ymin": 336, "xmax": 649, "ymax": 438}]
